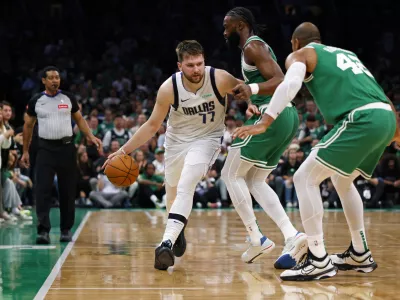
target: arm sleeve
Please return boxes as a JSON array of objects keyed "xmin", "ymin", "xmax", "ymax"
[
  {"xmin": 27, "ymin": 94, "xmax": 40, "ymax": 117},
  {"xmin": 265, "ymin": 62, "xmax": 306, "ymax": 119},
  {"xmin": 63, "ymin": 91, "xmax": 79, "ymax": 113}
]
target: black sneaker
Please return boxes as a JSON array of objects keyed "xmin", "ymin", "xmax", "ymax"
[
  {"xmin": 173, "ymin": 226, "xmax": 187, "ymax": 257},
  {"xmin": 280, "ymin": 250, "xmax": 338, "ymax": 281},
  {"xmin": 60, "ymin": 230, "xmax": 72, "ymax": 242},
  {"xmin": 36, "ymin": 232, "xmax": 50, "ymax": 245},
  {"xmin": 330, "ymin": 243, "xmax": 377, "ymax": 273},
  {"xmin": 154, "ymin": 240, "xmax": 174, "ymax": 270}
]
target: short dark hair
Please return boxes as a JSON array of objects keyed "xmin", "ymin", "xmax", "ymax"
[
  {"xmin": 176, "ymin": 40, "xmax": 204, "ymax": 62},
  {"xmin": 1, "ymin": 101, "xmax": 12, "ymax": 109},
  {"xmin": 42, "ymin": 66, "xmax": 60, "ymax": 79}
]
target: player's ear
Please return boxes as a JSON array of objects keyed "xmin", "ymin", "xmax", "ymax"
[
  {"xmin": 238, "ymin": 21, "xmax": 245, "ymax": 31},
  {"xmin": 42, "ymin": 77, "xmax": 46, "ymax": 85},
  {"xmin": 177, "ymin": 62, "xmax": 182, "ymax": 71}
]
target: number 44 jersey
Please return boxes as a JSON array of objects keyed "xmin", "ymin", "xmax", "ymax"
[
  {"xmin": 303, "ymin": 43, "xmax": 389, "ymax": 125},
  {"xmin": 165, "ymin": 66, "xmax": 227, "ymax": 145}
]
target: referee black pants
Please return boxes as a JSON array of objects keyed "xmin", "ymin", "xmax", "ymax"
[{"xmin": 36, "ymin": 139, "xmax": 77, "ymax": 234}]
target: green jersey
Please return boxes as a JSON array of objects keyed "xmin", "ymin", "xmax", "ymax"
[
  {"xmin": 304, "ymin": 43, "xmax": 389, "ymax": 124},
  {"xmin": 241, "ymin": 36, "xmax": 278, "ymax": 106}
]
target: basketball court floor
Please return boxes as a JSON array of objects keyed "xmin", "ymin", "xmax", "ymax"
[{"xmin": 0, "ymin": 208, "xmax": 399, "ymax": 299}]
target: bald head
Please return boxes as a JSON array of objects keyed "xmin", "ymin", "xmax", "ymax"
[{"xmin": 292, "ymin": 22, "xmax": 321, "ymax": 49}]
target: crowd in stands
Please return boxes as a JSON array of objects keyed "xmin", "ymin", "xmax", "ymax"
[{"xmin": 1, "ymin": 0, "xmax": 400, "ymax": 223}]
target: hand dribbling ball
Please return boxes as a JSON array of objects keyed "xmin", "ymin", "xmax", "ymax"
[{"xmin": 104, "ymin": 154, "xmax": 139, "ymax": 187}]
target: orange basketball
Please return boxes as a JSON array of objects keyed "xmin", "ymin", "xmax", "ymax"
[{"xmin": 104, "ymin": 154, "xmax": 139, "ymax": 187}]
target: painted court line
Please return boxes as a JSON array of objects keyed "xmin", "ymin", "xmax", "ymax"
[
  {"xmin": 50, "ymin": 287, "xmax": 205, "ymax": 290},
  {"xmin": 34, "ymin": 211, "xmax": 92, "ymax": 300},
  {"xmin": 0, "ymin": 245, "xmax": 56, "ymax": 250}
]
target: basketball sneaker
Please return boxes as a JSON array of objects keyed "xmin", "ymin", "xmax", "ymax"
[
  {"xmin": 154, "ymin": 240, "xmax": 174, "ymax": 270},
  {"xmin": 280, "ymin": 250, "xmax": 338, "ymax": 281},
  {"xmin": 173, "ymin": 225, "xmax": 187, "ymax": 257},
  {"xmin": 274, "ymin": 232, "xmax": 308, "ymax": 269},
  {"xmin": 241, "ymin": 236, "xmax": 275, "ymax": 264},
  {"xmin": 330, "ymin": 243, "xmax": 377, "ymax": 273}
]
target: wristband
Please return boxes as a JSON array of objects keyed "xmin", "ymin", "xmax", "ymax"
[
  {"xmin": 119, "ymin": 147, "xmax": 127, "ymax": 155},
  {"xmin": 249, "ymin": 83, "xmax": 259, "ymax": 95}
]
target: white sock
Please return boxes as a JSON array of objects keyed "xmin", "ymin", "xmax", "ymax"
[
  {"xmin": 245, "ymin": 220, "xmax": 263, "ymax": 245},
  {"xmin": 331, "ymin": 173, "xmax": 368, "ymax": 254},
  {"xmin": 150, "ymin": 195, "xmax": 159, "ymax": 204},
  {"xmin": 221, "ymin": 148, "xmax": 259, "ymax": 242},
  {"xmin": 293, "ymin": 151, "xmax": 334, "ymax": 250},
  {"xmin": 307, "ymin": 235, "xmax": 326, "ymax": 258},
  {"xmin": 162, "ymin": 218, "xmax": 185, "ymax": 245},
  {"xmin": 280, "ymin": 219, "xmax": 299, "ymax": 241},
  {"xmin": 351, "ymin": 228, "xmax": 368, "ymax": 253},
  {"xmin": 245, "ymin": 167, "xmax": 298, "ymax": 241}
]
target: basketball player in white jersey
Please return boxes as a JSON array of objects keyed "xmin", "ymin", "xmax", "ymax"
[{"xmin": 104, "ymin": 40, "xmax": 241, "ymax": 270}]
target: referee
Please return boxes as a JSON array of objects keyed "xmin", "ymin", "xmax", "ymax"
[{"xmin": 21, "ymin": 66, "xmax": 102, "ymax": 244}]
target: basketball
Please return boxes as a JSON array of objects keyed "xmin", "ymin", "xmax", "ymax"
[{"xmin": 104, "ymin": 154, "xmax": 139, "ymax": 187}]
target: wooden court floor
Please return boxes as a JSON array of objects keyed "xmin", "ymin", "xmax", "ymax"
[{"xmin": 36, "ymin": 209, "xmax": 400, "ymax": 299}]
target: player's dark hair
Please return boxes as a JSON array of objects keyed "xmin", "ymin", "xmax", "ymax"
[
  {"xmin": 226, "ymin": 7, "xmax": 266, "ymax": 35},
  {"xmin": 176, "ymin": 40, "xmax": 205, "ymax": 62},
  {"xmin": 42, "ymin": 66, "xmax": 60, "ymax": 79}
]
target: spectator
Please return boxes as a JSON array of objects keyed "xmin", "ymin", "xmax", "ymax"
[
  {"xmin": 102, "ymin": 114, "xmax": 132, "ymax": 152},
  {"xmin": 137, "ymin": 163, "xmax": 165, "ymax": 208},
  {"xmin": 152, "ymin": 148, "xmax": 165, "ymax": 177},
  {"xmin": 76, "ymin": 151, "xmax": 97, "ymax": 206},
  {"xmin": 280, "ymin": 147, "xmax": 301, "ymax": 207},
  {"xmin": 130, "ymin": 114, "xmax": 147, "ymax": 135}
]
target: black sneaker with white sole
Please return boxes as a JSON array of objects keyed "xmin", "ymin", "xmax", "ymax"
[
  {"xmin": 173, "ymin": 226, "xmax": 187, "ymax": 257},
  {"xmin": 280, "ymin": 250, "xmax": 338, "ymax": 281},
  {"xmin": 154, "ymin": 240, "xmax": 174, "ymax": 270},
  {"xmin": 330, "ymin": 243, "xmax": 377, "ymax": 273}
]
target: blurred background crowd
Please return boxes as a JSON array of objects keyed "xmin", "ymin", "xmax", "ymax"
[{"xmin": 0, "ymin": 0, "xmax": 400, "ymax": 224}]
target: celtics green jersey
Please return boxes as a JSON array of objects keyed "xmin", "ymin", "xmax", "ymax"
[
  {"xmin": 241, "ymin": 36, "xmax": 278, "ymax": 106},
  {"xmin": 304, "ymin": 43, "xmax": 389, "ymax": 124}
]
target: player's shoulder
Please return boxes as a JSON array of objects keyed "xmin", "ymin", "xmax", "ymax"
[
  {"xmin": 156, "ymin": 76, "xmax": 175, "ymax": 105},
  {"xmin": 60, "ymin": 90, "xmax": 76, "ymax": 100},
  {"xmin": 29, "ymin": 92, "xmax": 44, "ymax": 103}
]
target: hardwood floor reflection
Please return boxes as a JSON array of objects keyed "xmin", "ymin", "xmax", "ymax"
[{"xmin": 45, "ymin": 210, "xmax": 400, "ymax": 299}]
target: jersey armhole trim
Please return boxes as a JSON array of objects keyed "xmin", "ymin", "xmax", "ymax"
[
  {"xmin": 172, "ymin": 74, "xmax": 179, "ymax": 110},
  {"xmin": 210, "ymin": 67, "xmax": 225, "ymax": 107}
]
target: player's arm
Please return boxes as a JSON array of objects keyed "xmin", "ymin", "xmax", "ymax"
[
  {"xmin": 215, "ymin": 69, "xmax": 261, "ymax": 115},
  {"xmin": 233, "ymin": 48, "xmax": 315, "ymax": 139},
  {"xmin": 103, "ymin": 78, "xmax": 174, "ymax": 167},
  {"xmin": 232, "ymin": 42, "xmax": 284, "ymax": 100}
]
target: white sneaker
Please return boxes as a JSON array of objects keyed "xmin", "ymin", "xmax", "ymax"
[
  {"xmin": 241, "ymin": 236, "xmax": 275, "ymax": 264},
  {"xmin": 330, "ymin": 243, "xmax": 377, "ymax": 273},
  {"xmin": 275, "ymin": 232, "xmax": 308, "ymax": 269},
  {"xmin": 286, "ymin": 202, "xmax": 293, "ymax": 208},
  {"xmin": 280, "ymin": 250, "xmax": 338, "ymax": 281}
]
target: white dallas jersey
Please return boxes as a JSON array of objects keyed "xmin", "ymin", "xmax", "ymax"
[{"xmin": 165, "ymin": 66, "xmax": 227, "ymax": 145}]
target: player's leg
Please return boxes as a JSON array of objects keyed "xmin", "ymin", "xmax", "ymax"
[
  {"xmin": 329, "ymin": 108, "xmax": 395, "ymax": 273},
  {"xmin": 155, "ymin": 141, "xmax": 219, "ymax": 270},
  {"xmin": 245, "ymin": 166, "xmax": 307, "ymax": 269},
  {"xmin": 221, "ymin": 148, "xmax": 275, "ymax": 263},
  {"xmin": 155, "ymin": 162, "xmax": 209, "ymax": 270},
  {"xmin": 329, "ymin": 171, "xmax": 377, "ymax": 273},
  {"xmin": 280, "ymin": 150, "xmax": 338, "ymax": 281}
]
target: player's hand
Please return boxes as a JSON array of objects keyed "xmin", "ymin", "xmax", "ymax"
[
  {"xmin": 246, "ymin": 104, "xmax": 260, "ymax": 116},
  {"xmin": 232, "ymin": 83, "xmax": 252, "ymax": 101},
  {"xmin": 20, "ymin": 152, "xmax": 30, "ymax": 168},
  {"xmin": 90, "ymin": 135, "xmax": 103, "ymax": 152},
  {"xmin": 102, "ymin": 149, "xmax": 124, "ymax": 169},
  {"xmin": 232, "ymin": 123, "xmax": 268, "ymax": 140}
]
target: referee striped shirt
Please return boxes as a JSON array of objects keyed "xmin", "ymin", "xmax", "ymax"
[{"xmin": 27, "ymin": 90, "xmax": 79, "ymax": 140}]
